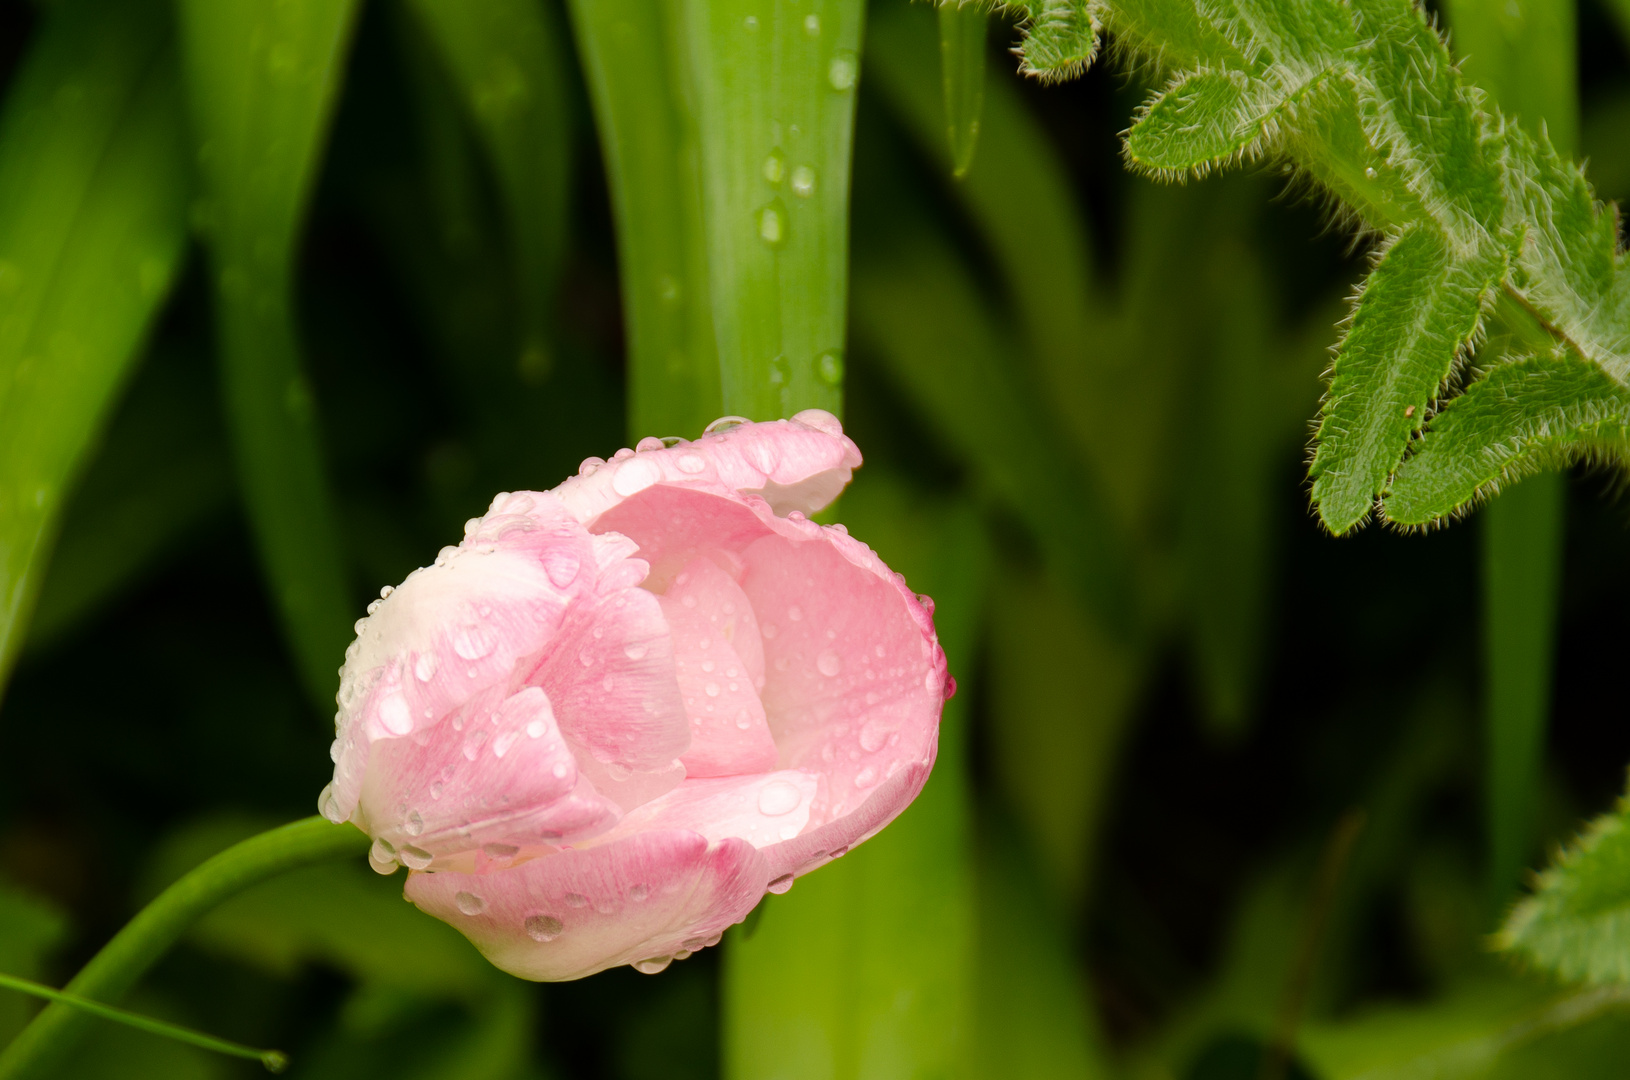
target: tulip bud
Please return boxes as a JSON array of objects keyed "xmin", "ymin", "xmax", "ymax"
[{"xmin": 319, "ymin": 411, "xmax": 949, "ymax": 980}]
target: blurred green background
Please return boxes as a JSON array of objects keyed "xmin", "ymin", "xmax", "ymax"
[{"xmin": 3, "ymin": 0, "xmax": 1630, "ymax": 1077}]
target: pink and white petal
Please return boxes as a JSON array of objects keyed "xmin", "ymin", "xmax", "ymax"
[
  {"xmin": 356, "ymin": 686, "xmax": 620, "ymax": 867},
  {"xmin": 552, "ymin": 414, "xmax": 862, "ymax": 526},
  {"xmin": 595, "ymin": 771, "xmax": 819, "ymax": 850},
  {"xmin": 661, "ymin": 560, "xmax": 776, "ymax": 778},
  {"xmin": 590, "ymin": 484, "xmax": 779, "ymax": 593},
  {"xmin": 737, "ymin": 526, "xmax": 945, "ymax": 830},
  {"xmin": 525, "ymin": 582, "xmax": 690, "ymax": 775},
  {"xmin": 406, "ymin": 831, "xmax": 771, "ymax": 980},
  {"xmin": 759, "ymin": 751, "xmax": 936, "ymax": 885}
]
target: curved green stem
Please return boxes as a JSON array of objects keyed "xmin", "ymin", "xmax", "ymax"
[{"xmin": 0, "ymin": 816, "xmax": 367, "ymax": 1080}]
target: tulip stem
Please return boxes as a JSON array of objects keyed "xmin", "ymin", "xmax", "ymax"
[{"xmin": 0, "ymin": 816, "xmax": 368, "ymax": 1080}]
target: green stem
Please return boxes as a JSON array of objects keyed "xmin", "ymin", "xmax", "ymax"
[
  {"xmin": 0, "ymin": 817, "xmax": 367, "ymax": 1080},
  {"xmin": 0, "ymin": 973, "xmax": 287, "ymax": 1072}
]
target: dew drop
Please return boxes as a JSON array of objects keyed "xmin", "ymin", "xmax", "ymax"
[
  {"xmin": 493, "ymin": 731, "xmax": 519, "ymax": 758},
  {"xmin": 579, "ymin": 456, "xmax": 604, "ymax": 476},
  {"xmin": 544, "ymin": 550, "xmax": 580, "ymax": 587},
  {"xmin": 634, "ymin": 957, "xmax": 672, "ymax": 975},
  {"xmin": 564, "ymin": 892, "xmax": 589, "ymax": 908},
  {"xmin": 405, "ymin": 810, "xmax": 425, "ymax": 836},
  {"xmin": 399, "ymin": 845, "xmax": 433, "ymax": 870},
  {"xmin": 378, "ymin": 693, "xmax": 413, "ymax": 735},
  {"xmin": 788, "ymin": 605, "xmax": 803, "ymax": 622},
  {"xmin": 828, "ymin": 50, "xmax": 858, "ymax": 91},
  {"xmin": 855, "ymin": 766, "xmax": 878, "ymax": 788},
  {"xmin": 758, "ymin": 780, "xmax": 803, "ymax": 816},
  {"xmin": 763, "ymin": 151, "xmax": 785, "ymax": 185},
  {"xmin": 817, "ymin": 651, "xmax": 842, "ymax": 677},
  {"xmin": 526, "ymin": 914, "xmax": 564, "ymax": 942},
  {"xmin": 430, "ymin": 781, "xmax": 444, "ymax": 799},
  {"xmin": 817, "ymin": 350, "xmax": 844, "ymax": 385},
  {"xmin": 552, "ymin": 761, "xmax": 569, "ymax": 779},
  {"xmin": 455, "ymin": 891, "xmax": 486, "ymax": 915},
  {"xmin": 804, "ymin": 13, "xmax": 820, "ymax": 34},
  {"xmin": 414, "ymin": 652, "xmax": 438, "ymax": 682},
  {"xmin": 791, "ymin": 165, "xmax": 816, "ymax": 198},
  {"xmin": 676, "ymin": 453, "xmax": 706, "ymax": 474},
  {"xmin": 762, "ymin": 622, "xmax": 779, "ymax": 639},
  {"xmin": 526, "ymin": 718, "xmax": 548, "ymax": 738},
  {"xmin": 1365, "ymin": 166, "xmax": 1379, "ymax": 179},
  {"xmin": 705, "ymin": 682, "xmax": 721, "ymax": 697},
  {"xmin": 630, "ymin": 884, "xmax": 650, "ymax": 902},
  {"xmin": 758, "ymin": 201, "xmax": 787, "ymax": 246},
  {"xmin": 624, "ymin": 642, "xmax": 648, "ymax": 661},
  {"xmin": 452, "ymin": 624, "xmax": 496, "ymax": 661},
  {"xmin": 701, "ymin": 658, "xmax": 715, "ymax": 672},
  {"xmin": 612, "ymin": 457, "xmax": 662, "ymax": 496},
  {"xmin": 743, "ymin": 14, "xmax": 758, "ymax": 30},
  {"xmin": 767, "ymin": 873, "xmax": 795, "ymax": 895},
  {"xmin": 859, "ymin": 720, "xmax": 889, "ymax": 752}
]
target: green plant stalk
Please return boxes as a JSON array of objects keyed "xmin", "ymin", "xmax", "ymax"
[
  {"xmin": 680, "ymin": 0, "xmax": 857, "ymax": 422},
  {"xmin": 937, "ymin": 1, "xmax": 988, "ymax": 177},
  {"xmin": 566, "ymin": 0, "xmax": 722, "ymax": 439},
  {"xmin": 0, "ymin": 973, "xmax": 287, "ymax": 1072},
  {"xmin": 0, "ymin": 817, "xmax": 368, "ymax": 1080},
  {"xmin": 1440, "ymin": 0, "xmax": 1576, "ymax": 913},
  {"xmin": 174, "ymin": 0, "xmax": 361, "ymax": 713},
  {"xmin": 0, "ymin": 0, "xmax": 189, "ymax": 700}
]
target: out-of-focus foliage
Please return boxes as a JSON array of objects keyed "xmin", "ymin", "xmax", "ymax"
[{"xmin": 1, "ymin": 0, "xmax": 1629, "ymax": 1077}]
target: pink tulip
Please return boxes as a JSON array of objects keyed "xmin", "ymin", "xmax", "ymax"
[{"xmin": 319, "ymin": 412, "xmax": 951, "ymax": 980}]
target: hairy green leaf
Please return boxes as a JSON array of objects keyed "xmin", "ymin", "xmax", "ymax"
[
  {"xmin": 1311, "ymin": 225, "xmax": 1499, "ymax": 533},
  {"xmin": 1500, "ymin": 798, "xmax": 1630, "ymax": 985},
  {"xmin": 1385, "ymin": 352, "xmax": 1630, "ymax": 524},
  {"xmin": 1008, "ymin": 0, "xmax": 1101, "ymax": 81},
  {"xmin": 175, "ymin": 0, "xmax": 362, "ymax": 711},
  {"xmin": 1126, "ymin": 68, "xmax": 1263, "ymax": 173},
  {"xmin": 0, "ymin": 0, "xmax": 189, "ymax": 696}
]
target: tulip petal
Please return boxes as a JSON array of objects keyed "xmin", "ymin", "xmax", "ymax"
[
  {"xmin": 599, "ymin": 770, "xmax": 819, "ymax": 849},
  {"xmin": 739, "ymin": 526, "xmax": 946, "ymax": 828},
  {"xmin": 405, "ymin": 829, "xmax": 770, "ymax": 981},
  {"xmin": 662, "ymin": 557, "xmax": 777, "ymax": 777},
  {"xmin": 526, "ymin": 577, "xmax": 689, "ymax": 778},
  {"xmin": 358, "ymin": 685, "xmax": 621, "ymax": 869}
]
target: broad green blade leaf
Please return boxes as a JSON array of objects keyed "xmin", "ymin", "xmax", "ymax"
[
  {"xmin": 678, "ymin": 0, "xmax": 859, "ymax": 421},
  {"xmin": 851, "ymin": 223, "xmax": 1133, "ymax": 632},
  {"xmin": 1384, "ymin": 352, "xmax": 1630, "ymax": 523},
  {"xmin": 175, "ymin": 0, "xmax": 362, "ymax": 711},
  {"xmin": 936, "ymin": 1, "xmax": 987, "ymax": 177},
  {"xmin": 987, "ymin": 563, "xmax": 1141, "ymax": 903},
  {"xmin": 405, "ymin": 0, "xmax": 573, "ymax": 383},
  {"xmin": 724, "ymin": 477, "xmax": 987, "ymax": 1080},
  {"xmin": 1310, "ymin": 224, "xmax": 1499, "ymax": 533},
  {"xmin": 25, "ymin": 344, "xmax": 232, "ymax": 654},
  {"xmin": 565, "ymin": 0, "xmax": 722, "ymax": 439},
  {"xmin": 0, "ymin": 0, "xmax": 190, "ymax": 698},
  {"xmin": 974, "ymin": 816, "xmax": 1114, "ymax": 1079},
  {"xmin": 1125, "ymin": 68, "xmax": 1263, "ymax": 174},
  {"xmin": 1500, "ymin": 797, "xmax": 1630, "ymax": 985}
]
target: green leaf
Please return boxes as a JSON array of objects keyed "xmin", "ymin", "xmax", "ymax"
[
  {"xmin": 1125, "ymin": 68, "xmax": 1263, "ymax": 173},
  {"xmin": 1385, "ymin": 352, "xmax": 1630, "ymax": 524},
  {"xmin": 405, "ymin": 0, "xmax": 574, "ymax": 383},
  {"xmin": 1010, "ymin": 0, "xmax": 1101, "ymax": 81},
  {"xmin": 1311, "ymin": 224, "xmax": 1499, "ymax": 533},
  {"xmin": 175, "ymin": 0, "xmax": 362, "ymax": 711},
  {"xmin": 937, "ymin": 1, "xmax": 988, "ymax": 177},
  {"xmin": 25, "ymin": 344, "xmax": 232, "ymax": 654},
  {"xmin": 565, "ymin": 0, "xmax": 722, "ymax": 438},
  {"xmin": 723, "ymin": 477, "xmax": 987, "ymax": 1080},
  {"xmin": 678, "ymin": 0, "xmax": 858, "ymax": 421},
  {"xmin": 0, "ymin": 0, "xmax": 190, "ymax": 697},
  {"xmin": 1500, "ymin": 798, "xmax": 1630, "ymax": 985}
]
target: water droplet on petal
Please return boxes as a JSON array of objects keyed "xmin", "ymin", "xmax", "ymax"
[
  {"xmin": 705, "ymin": 682, "xmax": 720, "ymax": 697},
  {"xmin": 855, "ymin": 766, "xmax": 878, "ymax": 788},
  {"xmin": 625, "ymin": 642, "xmax": 648, "ymax": 661},
  {"xmin": 405, "ymin": 810, "xmax": 425, "ymax": 836},
  {"xmin": 414, "ymin": 652, "xmax": 438, "ymax": 681},
  {"xmin": 676, "ymin": 453, "xmax": 706, "ymax": 474},
  {"xmin": 430, "ymin": 781, "xmax": 444, "ymax": 799},
  {"xmin": 788, "ymin": 606, "xmax": 803, "ymax": 622},
  {"xmin": 526, "ymin": 914, "xmax": 564, "ymax": 942},
  {"xmin": 860, "ymin": 721, "xmax": 889, "ymax": 752},
  {"xmin": 526, "ymin": 719, "xmax": 548, "ymax": 738},
  {"xmin": 399, "ymin": 845, "xmax": 433, "ymax": 870},
  {"xmin": 817, "ymin": 651, "xmax": 842, "ymax": 677},
  {"xmin": 634, "ymin": 957, "xmax": 672, "ymax": 975},
  {"xmin": 564, "ymin": 892, "xmax": 589, "ymax": 908},
  {"xmin": 378, "ymin": 693, "xmax": 413, "ymax": 735},
  {"xmin": 494, "ymin": 731, "xmax": 519, "ymax": 757},
  {"xmin": 630, "ymin": 883, "xmax": 650, "ymax": 902},
  {"xmin": 767, "ymin": 873, "xmax": 795, "ymax": 895},
  {"xmin": 453, "ymin": 624, "xmax": 496, "ymax": 660},
  {"xmin": 758, "ymin": 780, "xmax": 803, "ymax": 816},
  {"xmin": 544, "ymin": 550, "xmax": 581, "ymax": 587},
  {"xmin": 612, "ymin": 456, "xmax": 662, "ymax": 496},
  {"xmin": 455, "ymin": 891, "xmax": 486, "ymax": 915}
]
